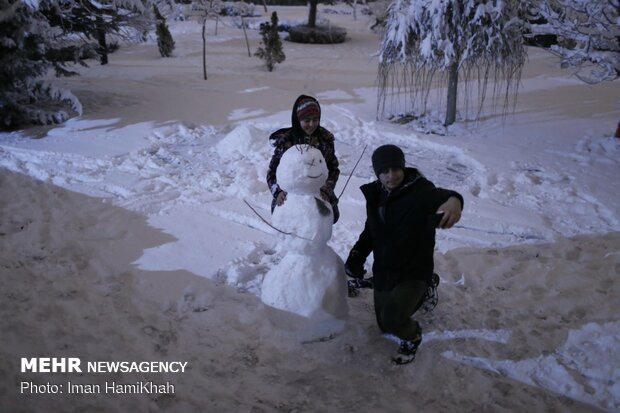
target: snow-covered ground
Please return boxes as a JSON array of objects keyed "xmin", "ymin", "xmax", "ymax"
[{"xmin": 1, "ymin": 5, "xmax": 619, "ymax": 412}]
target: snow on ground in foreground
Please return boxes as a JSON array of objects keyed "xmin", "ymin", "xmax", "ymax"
[
  {"xmin": 2, "ymin": 101, "xmax": 619, "ymax": 410},
  {"xmin": 441, "ymin": 322, "xmax": 620, "ymax": 412}
]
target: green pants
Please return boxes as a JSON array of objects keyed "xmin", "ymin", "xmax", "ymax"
[{"xmin": 373, "ymin": 280, "xmax": 427, "ymax": 341}]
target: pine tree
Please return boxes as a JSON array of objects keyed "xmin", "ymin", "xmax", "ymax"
[
  {"xmin": 1, "ymin": 0, "xmax": 152, "ymax": 129},
  {"xmin": 378, "ymin": 0, "xmax": 527, "ymax": 126},
  {"xmin": 0, "ymin": 0, "xmax": 82, "ymax": 130},
  {"xmin": 255, "ymin": 11, "xmax": 285, "ymax": 72},
  {"xmin": 154, "ymin": 4, "xmax": 175, "ymax": 57},
  {"xmin": 41, "ymin": 0, "xmax": 152, "ymax": 65}
]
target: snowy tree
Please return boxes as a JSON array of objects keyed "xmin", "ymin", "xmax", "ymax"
[
  {"xmin": 189, "ymin": 0, "xmax": 249, "ymax": 79},
  {"xmin": 377, "ymin": 0, "xmax": 527, "ymax": 126},
  {"xmin": 41, "ymin": 0, "xmax": 152, "ymax": 65},
  {"xmin": 189, "ymin": 0, "xmax": 221, "ymax": 80},
  {"xmin": 527, "ymin": 0, "xmax": 620, "ymax": 84},
  {"xmin": 368, "ymin": 0, "xmax": 392, "ymax": 32},
  {"xmin": 1, "ymin": 0, "xmax": 82, "ymax": 130},
  {"xmin": 154, "ymin": 3, "xmax": 175, "ymax": 57},
  {"xmin": 255, "ymin": 11, "xmax": 285, "ymax": 72}
]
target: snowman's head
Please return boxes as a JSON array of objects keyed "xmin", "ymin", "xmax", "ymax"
[{"xmin": 277, "ymin": 145, "xmax": 328, "ymax": 195}]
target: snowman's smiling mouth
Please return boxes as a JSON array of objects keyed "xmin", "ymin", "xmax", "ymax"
[{"xmin": 307, "ymin": 174, "xmax": 323, "ymax": 179}]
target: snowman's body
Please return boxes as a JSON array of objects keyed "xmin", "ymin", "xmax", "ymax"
[{"xmin": 261, "ymin": 145, "xmax": 348, "ymax": 325}]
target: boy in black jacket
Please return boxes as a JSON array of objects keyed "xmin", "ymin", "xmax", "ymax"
[{"xmin": 345, "ymin": 144, "xmax": 463, "ymax": 364}]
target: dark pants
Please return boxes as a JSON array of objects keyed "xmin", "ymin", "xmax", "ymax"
[{"xmin": 373, "ymin": 279, "xmax": 427, "ymax": 341}]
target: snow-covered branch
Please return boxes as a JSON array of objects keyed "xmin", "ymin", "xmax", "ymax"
[{"xmin": 528, "ymin": 0, "xmax": 620, "ymax": 83}]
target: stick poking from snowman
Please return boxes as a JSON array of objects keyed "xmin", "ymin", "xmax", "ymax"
[
  {"xmin": 243, "ymin": 198, "xmax": 313, "ymax": 241},
  {"xmin": 337, "ymin": 144, "xmax": 367, "ymax": 200}
]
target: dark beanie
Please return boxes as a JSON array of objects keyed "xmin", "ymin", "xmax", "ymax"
[{"xmin": 371, "ymin": 144, "xmax": 406, "ymax": 176}]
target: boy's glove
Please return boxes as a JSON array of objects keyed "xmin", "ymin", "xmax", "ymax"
[
  {"xmin": 347, "ymin": 276, "xmax": 374, "ymax": 297},
  {"xmin": 345, "ymin": 250, "xmax": 372, "ymax": 297},
  {"xmin": 344, "ymin": 250, "xmax": 366, "ymax": 279}
]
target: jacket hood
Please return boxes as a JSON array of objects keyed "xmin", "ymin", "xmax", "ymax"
[{"xmin": 291, "ymin": 94, "xmax": 321, "ymax": 136}]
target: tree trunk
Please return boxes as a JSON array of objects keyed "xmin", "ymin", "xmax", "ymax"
[
  {"xmin": 242, "ymin": 18, "xmax": 251, "ymax": 57},
  {"xmin": 202, "ymin": 21, "xmax": 207, "ymax": 80},
  {"xmin": 308, "ymin": 0, "xmax": 318, "ymax": 28},
  {"xmin": 444, "ymin": 61, "xmax": 458, "ymax": 126},
  {"xmin": 96, "ymin": 18, "xmax": 108, "ymax": 65}
]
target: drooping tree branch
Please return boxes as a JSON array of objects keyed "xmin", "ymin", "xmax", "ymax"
[{"xmin": 527, "ymin": 0, "xmax": 620, "ymax": 84}]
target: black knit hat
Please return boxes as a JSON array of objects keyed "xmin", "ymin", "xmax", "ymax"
[{"xmin": 371, "ymin": 144, "xmax": 406, "ymax": 177}]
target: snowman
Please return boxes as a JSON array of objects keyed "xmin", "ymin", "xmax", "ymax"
[{"xmin": 260, "ymin": 145, "xmax": 348, "ymax": 332}]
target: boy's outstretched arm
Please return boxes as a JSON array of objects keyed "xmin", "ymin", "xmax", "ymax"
[{"xmin": 436, "ymin": 196, "xmax": 463, "ymax": 229}]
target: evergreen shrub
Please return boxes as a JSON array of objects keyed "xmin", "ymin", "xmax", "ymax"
[
  {"xmin": 154, "ymin": 5, "xmax": 175, "ymax": 57},
  {"xmin": 287, "ymin": 25, "xmax": 346, "ymax": 44},
  {"xmin": 255, "ymin": 11, "xmax": 286, "ymax": 71}
]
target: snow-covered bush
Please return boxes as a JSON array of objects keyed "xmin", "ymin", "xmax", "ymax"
[
  {"xmin": 287, "ymin": 24, "xmax": 347, "ymax": 44},
  {"xmin": 154, "ymin": 4, "xmax": 176, "ymax": 57},
  {"xmin": 219, "ymin": 1, "xmax": 259, "ymax": 17}
]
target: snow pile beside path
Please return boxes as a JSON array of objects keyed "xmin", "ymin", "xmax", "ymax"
[
  {"xmin": 213, "ymin": 124, "xmax": 272, "ymax": 198},
  {"xmin": 443, "ymin": 322, "xmax": 620, "ymax": 412}
]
